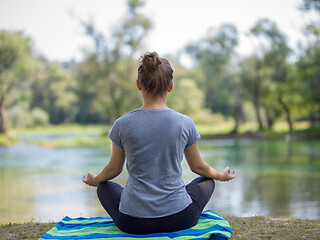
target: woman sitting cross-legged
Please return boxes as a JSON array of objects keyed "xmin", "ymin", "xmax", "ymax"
[{"xmin": 83, "ymin": 51, "xmax": 236, "ymax": 234}]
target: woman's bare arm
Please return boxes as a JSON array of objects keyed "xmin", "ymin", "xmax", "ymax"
[
  {"xmin": 184, "ymin": 142, "xmax": 236, "ymax": 181},
  {"xmin": 83, "ymin": 142, "xmax": 126, "ymax": 187}
]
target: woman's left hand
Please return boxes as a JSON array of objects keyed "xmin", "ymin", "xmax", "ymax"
[{"xmin": 83, "ymin": 172, "xmax": 99, "ymax": 187}]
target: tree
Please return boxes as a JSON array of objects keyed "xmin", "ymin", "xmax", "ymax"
[
  {"xmin": 113, "ymin": 0, "xmax": 152, "ymax": 58},
  {"xmin": 186, "ymin": 24, "xmax": 242, "ymax": 132},
  {"xmin": 239, "ymin": 55, "xmax": 264, "ymax": 129},
  {"xmin": 76, "ymin": 0, "xmax": 152, "ymax": 122},
  {"xmin": 300, "ymin": 0, "xmax": 320, "ymax": 12},
  {"xmin": 296, "ymin": 44, "xmax": 320, "ymax": 123},
  {"xmin": 297, "ymin": 0, "xmax": 320, "ymax": 123},
  {"xmin": 73, "ymin": 54, "xmax": 102, "ymax": 123},
  {"xmin": 248, "ymin": 19, "xmax": 293, "ymax": 131},
  {"xmin": 31, "ymin": 59, "xmax": 78, "ymax": 124},
  {"xmin": 0, "ymin": 31, "xmax": 35, "ymax": 133}
]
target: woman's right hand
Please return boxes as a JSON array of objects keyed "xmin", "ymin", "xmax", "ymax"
[{"xmin": 218, "ymin": 167, "xmax": 236, "ymax": 182}]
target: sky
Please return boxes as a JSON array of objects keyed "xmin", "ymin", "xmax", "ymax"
[{"xmin": 0, "ymin": 0, "xmax": 317, "ymax": 63}]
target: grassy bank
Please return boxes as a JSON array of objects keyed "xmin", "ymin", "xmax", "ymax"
[
  {"xmin": 1, "ymin": 121, "xmax": 319, "ymax": 148},
  {"xmin": 15, "ymin": 124, "xmax": 110, "ymax": 147},
  {"xmin": 1, "ymin": 216, "xmax": 319, "ymax": 240},
  {"xmin": 225, "ymin": 216, "xmax": 320, "ymax": 240},
  {"xmin": 198, "ymin": 121, "xmax": 320, "ymax": 140},
  {"xmin": 15, "ymin": 121, "xmax": 312, "ymax": 137},
  {"xmin": 0, "ymin": 131, "xmax": 19, "ymax": 146},
  {"xmin": 15, "ymin": 124, "xmax": 108, "ymax": 135}
]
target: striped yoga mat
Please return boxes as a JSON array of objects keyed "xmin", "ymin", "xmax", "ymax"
[{"xmin": 39, "ymin": 210, "xmax": 232, "ymax": 240}]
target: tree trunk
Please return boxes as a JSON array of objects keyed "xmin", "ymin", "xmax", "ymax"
[
  {"xmin": 254, "ymin": 57, "xmax": 264, "ymax": 131},
  {"xmin": 230, "ymin": 117, "xmax": 239, "ymax": 135},
  {"xmin": 278, "ymin": 95, "xmax": 293, "ymax": 133},
  {"xmin": 230, "ymin": 92, "xmax": 243, "ymax": 135},
  {"xmin": 0, "ymin": 98, "xmax": 8, "ymax": 134},
  {"xmin": 308, "ymin": 108, "xmax": 317, "ymax": 125},
  {"xmin": 265, "ymin": 107, "xmax": 274, "ymax": 130},
  {"xmin": 253, "ymin": 96, "xmax": 264, "ymax": 131}
]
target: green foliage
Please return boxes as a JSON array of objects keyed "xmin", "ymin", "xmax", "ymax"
[
  {"xmin": 118, "ymin": 0, "xmax": 152, "ymax": 54},
  {"xmin": 7, "ymin": 102, "xmax": 49, "ymax": 127},
  {"xmin": 186, "ymin": 24, "xmax": 245, "ymax": 133},
  {"xmin": 168, "ymin": 78, "xmax": 215, "ymax": 123},
  {"xmin": 31, "ymin": 60, "xmax": 78, "ymax": 124},
  {"xmin": 30, "ymin": 107, "xmax": 49, "ymax": 126},
  {"xmin": 0, "ymin": 31, "xmax": 31, "ymax": 73},
  {"xmin": 295, "ymin": 2, "xmax": 320, "ymax": 123},
  {"xmin": 0, "ymin": 30, "xmax": 35, "ymax": 133},
  {"xmin": 245, "ymin": 19, "xmax": 295, "ymax": 131},
  {"xmin": 73, "ymin": 55, "xmax": 102, "ymax": 123},
  {"xmin": 1, "ymin": 1, "xmax": 320, "ymax": 136},
  {"xmin": 296, "ymin": 44, "xmax": 320, "ymax": 122},
  {"xmin": 75, "ymin": 0, "xmax": 151, "ymax": 123},
  {"xmin": 186, "ymin": 24, "xmax": 239, "ymax": 116},
  {"xmin": 6, "ymin": 102, "xmax": 31, "ymax": 127}
]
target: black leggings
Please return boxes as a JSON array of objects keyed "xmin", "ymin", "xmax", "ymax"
[{"xmin": 97, "ymin": 177, "xmax": 215, "ymax": 234}]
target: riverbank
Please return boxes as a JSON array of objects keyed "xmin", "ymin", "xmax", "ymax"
[
  {"xmin": 199, "ymin": 121, "xmax": 320, "ymax": 140},
  {"xmin": 1, "ymin": 216, "xmax": 319, "ymax": 240},
  {"xmin": 0, "ymin": 131, "xmax": 19, "ymax": 146},
  {"xmin": 0, "ymin": 121, "xmax": 319, "ymax": 147},
  {"xmin": 201, "ymin": 128, "xmax": 320, "ymax": 140}
]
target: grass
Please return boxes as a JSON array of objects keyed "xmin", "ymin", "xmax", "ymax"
[
  {"xmin": 226, "ymin": 216, "xmax": 320, "ymax": 240},
  {"xmin": 197, "ymin": 121, "xmax": 314, "ymax": 136},
  {"xmin": 0, "ymin": 216, "xmax": 319, "ymax": 240},
  {"xmin": 0, "ymin": 131, "xmax": 19, "ymax": 146},
  {"xmin": 15, "ymin": 124, "xmax": 111, "ymax": 148},
  {"xmin": 0, "ymin": 221, "xmax": 56, "ymax": 240},
  {"xmin": 15, "ymin": 124, "xmax": 109, "ymax": 135},
  {"xmin": 25, "ymin": 136, "xmax": 109, "ymax": 148},
  {"xmin": 197, "ymin": 121, "xmax": 320, "ymax": 140}
]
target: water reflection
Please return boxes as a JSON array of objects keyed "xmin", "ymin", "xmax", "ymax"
[
  {"xmin": 0, "ymin": 138, "xmax": 319, "ymax": 223},
  {"xmin": 198, "ymin": 139, "xmax": 320, "ymax": 219}
]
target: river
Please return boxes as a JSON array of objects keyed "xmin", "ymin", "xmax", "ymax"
[{"xmin": 0, "ymin": 135, "xmax": 319, "ymax": 223}]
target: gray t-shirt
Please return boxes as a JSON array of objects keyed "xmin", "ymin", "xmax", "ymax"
[{"xmin": 108, "ymin": 108, "xmax": 200, "ymax": 218}]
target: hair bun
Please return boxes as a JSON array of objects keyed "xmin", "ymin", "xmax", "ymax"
[{"xmin": 141, "ymin": 52, "xmax": 162, "ymax": 71}]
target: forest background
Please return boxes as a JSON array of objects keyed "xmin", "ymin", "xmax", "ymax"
[{"xmin": 0, "ymin": 0, "xmax": 319, "ymax": 144}]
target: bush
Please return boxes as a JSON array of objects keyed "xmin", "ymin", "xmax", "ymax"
[
  {"xmin": 7, "ymin": 102, "xmax": 32, "ymax": 127},
  {"xmin": 168, "ymin": 78, "xmax": 217, "ymax": 124},
  {"xmin": 7, "ymin": 103, "xmax": 49, "ymax": 128},
  {"xmin": 30, "ymin": 107, "xmax": 49, "ymax": 126}
]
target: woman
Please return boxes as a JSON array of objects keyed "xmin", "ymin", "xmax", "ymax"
[{"xmin": 83, "ymin": 51, "xmax": 236, "ymax": 234}]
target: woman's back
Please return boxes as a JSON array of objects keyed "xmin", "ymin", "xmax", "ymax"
[
  {"xmin": 83, "ymin": 51, "xmax": 235, "ymax": 234},
  {"xmin": 109, "ymin": 108, "xmax": 200, "ymax": 218}
]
